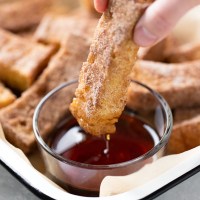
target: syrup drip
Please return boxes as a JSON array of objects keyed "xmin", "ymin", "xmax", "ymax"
[{"xmin": 103, "ymin": 134, "xmax": 110, "ymax": 155}]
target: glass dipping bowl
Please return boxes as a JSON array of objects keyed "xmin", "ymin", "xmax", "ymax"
[{"xmin": 33, "ymin": 80, "xmax": 173, "ymax": 197}]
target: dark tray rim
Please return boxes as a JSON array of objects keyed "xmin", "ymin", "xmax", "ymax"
[{"xmin": 1, "ymin": 159, "xmax": 200, "ymax": 200}]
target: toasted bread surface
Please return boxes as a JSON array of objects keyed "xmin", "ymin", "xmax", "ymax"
[
  {"xmin": 0, "ymin": 0, "xmax": 54, "ymax": 31},
  {"xmin": 128, "ymin": 60, "xmax": 200, "ymax": 110},
  {"xmin": 34, "ymin": 12, "xmax": 98, "ymax": 45},
  {"xmin": 0, "ymin": 34, "xmax": 91, "ymax": 153},
  {"xmin": 0, "ymin": 82, "xmax": 16, "ymax": 108},
  {"xmin": 0, "ymin": 29, "xmax": 56, "ymax": 91},
  {"xmin": 70, "ymin": 0, "xmax": 150, "ymax": 136}
]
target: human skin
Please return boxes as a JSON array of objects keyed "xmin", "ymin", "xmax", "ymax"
[{"xmin": 94, "ymin": 0, "xmax": 200, "ymax": 47}]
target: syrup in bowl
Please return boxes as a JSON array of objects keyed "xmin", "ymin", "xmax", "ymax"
[{"xmin": 51, "ymin": 111, "xmax": 159, "ymax": 165}]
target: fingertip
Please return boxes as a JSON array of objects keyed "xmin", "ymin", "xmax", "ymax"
[
  {"xmin": 94, "ymin": 0, "xmax": 108, "ymax": 13},
  {"xmin": 134, "ymin": 25, "xmax": 158, "ymax": 47},
  {"xmin": 134, "ymin": 0, "xmax": 200, "ymax": 47}
]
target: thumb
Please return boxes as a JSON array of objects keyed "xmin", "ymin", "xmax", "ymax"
[{"xmin": 134, "ymin": 0, "xmax": 200, "ymax": 47}]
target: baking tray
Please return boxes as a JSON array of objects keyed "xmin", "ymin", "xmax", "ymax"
[
  {"xmin": 1, "ymin": 1, "xmax": 200, "ymax": 199},
  {"xmin": 1, "ymin": 159, "xmax": 200, "ymax": 200},
  {"xmin": 0, "ymin": 129, "xmax": 200, "ymax": 200}
]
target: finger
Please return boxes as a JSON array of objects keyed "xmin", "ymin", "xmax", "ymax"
[
  {"xmin": 134, "ymin": 0, "xmax": 200, "ymax": 47},
  {"xmin": 94, "ymin": 0, "xmax": 108, "ymax": 13}
]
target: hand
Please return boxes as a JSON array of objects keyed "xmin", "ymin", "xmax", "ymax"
[{"xmin": 94, "ymin": 0, "xmax": 200, "ymax": 47}]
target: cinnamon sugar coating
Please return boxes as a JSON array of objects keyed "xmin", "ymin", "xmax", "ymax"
[
  {"xmin": 70, "ymin": 0, "xmax": 150, "ymax": 136},
  {"xmin": 0, "ymin": 34, "xmax": 91, "ymax": 154}
]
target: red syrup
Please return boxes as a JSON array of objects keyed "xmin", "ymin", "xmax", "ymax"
[{"xmin": 50, "ymin": 111, "xmax": 158, "ymax": 165}]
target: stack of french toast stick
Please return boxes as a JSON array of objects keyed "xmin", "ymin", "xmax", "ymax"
[
  {"xmin": 129, "ymin": 35, "xmax": 200, "ymax": 154},
  {"xmin": 0, "ymin": 0, "xmax": 199, "ymax": 155},
  {"xmin": 0, "ymin": 0, "xmax": 98, "ymax": 153}
]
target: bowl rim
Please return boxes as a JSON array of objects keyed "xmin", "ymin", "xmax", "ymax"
[{"xmin": 33, "ymin": 79, "xmax": 173, "ymax": 170}]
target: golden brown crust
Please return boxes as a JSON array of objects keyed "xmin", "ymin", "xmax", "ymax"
[
  {"xmin": 70, "ymin": 0, "xmax": 150, "ymax": 136},
  {"xmin": 0, "ymin": 34, "xmax": 91, "ymax": 154},
  {"xmin": 34, "ymin": 12, "xmax": 98, "ymax": 45},
  {"xmin": 128, "ymin": 60, "xmax": 200, "ymax": 110},
  {"xmin": 0, "ymin": 82, "xmax": 16, "ymax": 108},
  {"xmin": 167, "ymin": 115, "xmax": 200, "ymax": 154},
  {"xmin": 168, "ymin": 107, "xmax": 200, "ymax": 153},
  {"xmin": 0, "ymin": 29, "xmax": 56, "ymax": 91},
  {"xmin": 165, "ymin": 42, "xmax": 200, "ymax": 63}
]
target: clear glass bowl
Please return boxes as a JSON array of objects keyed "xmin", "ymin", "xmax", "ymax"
[{"xmin": 33, "ymin": 80, "xmax": 173, "ymax": 197}]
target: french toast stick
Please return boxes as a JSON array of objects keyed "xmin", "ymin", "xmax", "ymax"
[
  {"xmin": 0, "ymin": 0, "xmax": 54, "ymax": 32},
  {"xmin": 138, "ymin": 36, "xmax": 175, "ymax": 62},
  {"xmin": 168, "ymin": 115, "xmax": 200, "ymax": 154},
  {"xmin": 128, "ymin": 60, "xmax": 200, "ymax": 110},
  {"xmin": 0, "ymin": 34, "xmax": 91, "ymax": 154},
  {"xmin": 34, "ymin": 12, "xmax": 98, "ymax": 45},
  {"xmin": 0, "ymin": 29, "xmax": 56, "ymax": 91},
  {"xmin": 70, "ymin": 0, "xmax": 151, "ymax": 136},
  {"xmin": 171, "ymin": 107, "xmax": 200, "ymax": 154},
  {"xmin": 173, "ymin": 107, "xmax": 200, "ymax": 124},
  {"xmin": 166, "ymin": 42, "xmax": 200, "ymax": 63}
]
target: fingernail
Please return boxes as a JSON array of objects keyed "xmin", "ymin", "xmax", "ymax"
[{"xmin": 134, "ymin": 26, "xmax": 158, "ymax": 47}]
